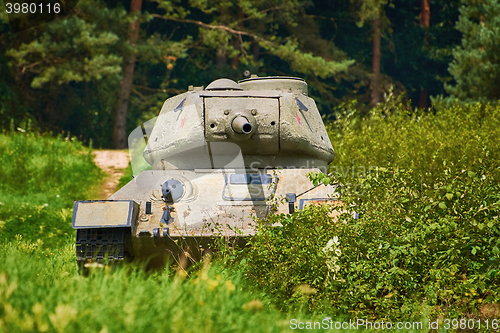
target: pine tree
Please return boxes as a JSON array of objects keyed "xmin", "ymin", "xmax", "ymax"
[
  {"xmin": 446, "ymin": 0, "xmax": 500, "ymax": 102},
  {"xmin": 1, "ymin": 0, "xmax": 128, "ymax": 140},
  {"xmin": 4, "ymin": 0, "xmax": 190, "ymax": 147},
  {"xmin": 151, "ymin": 0, "xmax": 355, "ymax": 80},
  {"xmin": 5, "ymin": 0, "xmax": 125, "ymax": 88}
]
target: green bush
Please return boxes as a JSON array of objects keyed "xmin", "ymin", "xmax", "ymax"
[
  {"xmin": 328, "ymin": 99, "xmax": 500, "ymax": 186},
  {"xmin": 242, "ymin": 204, "xmax": 336, "ymax": 310},
  {"xmin": 241, "ymin": 101, "xmax": 500, "ymax": 323},
  {"xmin": 243, "ymin": 161, "xmax": 500, "ymax": 321}
]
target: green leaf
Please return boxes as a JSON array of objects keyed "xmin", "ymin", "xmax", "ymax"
[
  {"xmin": 438, "ymin": 202, "xmax": 447, "ymax": 209},
  {"xmin": 445, "ymin": 193, "xmax": 453, "ymax": 200}
]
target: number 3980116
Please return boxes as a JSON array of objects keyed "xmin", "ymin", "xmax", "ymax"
[
  {"xmin": 5, "ymin": 3, "xmax": 61, "ymax": 14},
  {"xmin": 443, "ymin": 318, "xmax": 498, "ymax": 330}
]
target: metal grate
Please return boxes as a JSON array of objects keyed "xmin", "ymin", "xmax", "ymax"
[{"xmin": 76, "ymin": 228, "xmax": 127, "ymax": 262}]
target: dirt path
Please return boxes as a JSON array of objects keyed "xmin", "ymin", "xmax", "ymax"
[{"xmin": 92, "ymin": 150, "xmax": 130, "ymax": 199}]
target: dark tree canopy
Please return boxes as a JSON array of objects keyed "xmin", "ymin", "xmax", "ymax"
[
  {"xmin": 446, "ymin": 0, "xmax": 500, "ymax": 102},
  {"xmin": 0, "ymin": 0, "xmax": 482, "ymax": 146}
]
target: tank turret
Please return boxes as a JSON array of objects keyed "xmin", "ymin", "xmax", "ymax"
[{"xmin": 143, "ymin": 76, "xmax": 334, "ymax": 170}]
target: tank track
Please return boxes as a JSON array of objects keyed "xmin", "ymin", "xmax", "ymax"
[{"xmin": 76, "ymin": 228, "xmax": 130, "ymax": 262}]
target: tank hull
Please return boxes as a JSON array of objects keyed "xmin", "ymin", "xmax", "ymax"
[{"xmin": 73, "ymin": 168, "xmax": 338, "ymax": 266}]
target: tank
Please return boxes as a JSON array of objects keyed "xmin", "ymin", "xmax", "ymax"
[{"xmin": 71, "ymin": 76, "xmax": 338, "ymax": 269}]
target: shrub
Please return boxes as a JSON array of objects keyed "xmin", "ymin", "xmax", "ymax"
[
  {"xmin": 241, "ymin": 101, "xmax": 500, "ymax": 322},
  {"xmin": 328, "ymin": 99, "xmax": 500, "ymax": 186},
  {"xmin": 243, "ymin": 158, "xmax": 500, "ymax": 320}
]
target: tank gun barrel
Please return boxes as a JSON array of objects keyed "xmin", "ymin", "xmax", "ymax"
[{"xmin": 231, "ymin": 115, "xmax": 254, "ymax": 135}]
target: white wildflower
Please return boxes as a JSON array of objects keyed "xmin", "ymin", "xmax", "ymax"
[{"xmin": 322, "ymin": 237, "xmax": 342, "ymax": 280}]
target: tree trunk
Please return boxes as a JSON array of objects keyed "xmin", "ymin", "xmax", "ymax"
[
  {"xmin": 419, "ymin": 0, "xmax": 430, "ymax": 28},
  {"xmin": 370, "ymin": 15, "xmax": 381, "ymax": 107},
  {"xmin": 112, "ymin": 0, "xmax": 142, "ymax": 149},
  {"xmin": 252, "ymin": 41, "xmax": 260, "ymax": 62},
  {"xmin": 417, "ymin": 88, "xmax": 428, "ymax": 109},
  {"xmin": 418, "ymin": 0, "xmax": 430, "ymax": 110}
]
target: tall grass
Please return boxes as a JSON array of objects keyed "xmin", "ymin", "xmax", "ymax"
[
  {"xmin": 0, "ymin": 240, "xmax": 360, "ymax": 333},
  {"xmin": 0, "ymin": 129, "xmax": 104, "ymax": 248}
]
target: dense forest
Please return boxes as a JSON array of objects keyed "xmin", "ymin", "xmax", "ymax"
[{"xmin": 0, "ymin": 0, "xmax": 499, "ymax": 148}]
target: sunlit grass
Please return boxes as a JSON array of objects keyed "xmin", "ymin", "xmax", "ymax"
[
  {"xmin": 0, "ymin": 240, "xmax": 358, "ymax": 333},
  {"xmin": 0, "ymin": 130, "xmax": 104, "ymax": 247},
  {"xmin": 117, "ymin": 162, "xmax": 133, "ymax": 190}
]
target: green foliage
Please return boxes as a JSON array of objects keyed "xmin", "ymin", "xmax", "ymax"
[
  {"xmin": 1, "ymin": 0, "xmax": 192, "ymax": 147},
  {"xmin": 242, "ymin": 101, "xmax": 500, "ymax": 322},
  {"xmin": 0, "ymin": 129, "xmax": 104, "ymax": 248},
  {"xmin": 328, "ymin": 96, "xmax": 500, "ymax": 186},
  {"xmin": 117, "ymin": 162, "xmax": 134, "ymax": 190},
  {"xmin": 263, "ymin": 40, "xmax": 355, "ymax": 78},
  {"xmin": 244, "ymin": 160, "xmax": 500, "ymax": 321},
  {"xmin": 1, "ymin": 0, "xmax": 465, "ymax": 146},
  {"xmin": 242, "ymin": 205, "xmax": 340, "ymax": 311},
  {"xmin": 386, "ymin": 0, "xmax": 460, "ymax": 103},
  {"xmin": 5, "ymin": 0, "xmax": 127, "ymax": 88},
  {"xmin": 162, "ymin": 0, "xmax": 356, "ymax": 78},
  {"xmin": 350, "ymin": 0, "xmax": 388, "ymax": 26},
  {"xmin": 446, "ymin": 0, "xmax": 500, "ymax": 102}
]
